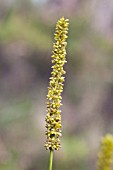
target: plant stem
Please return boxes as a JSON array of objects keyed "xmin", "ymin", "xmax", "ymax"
[{"xmin": 49, "ymin": 149, "xmax": 53, "ymax": 170}]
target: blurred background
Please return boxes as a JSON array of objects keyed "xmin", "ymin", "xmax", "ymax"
[{"xmin": 0, "ymin": 0, "xmax": 113, "ymax": 170}]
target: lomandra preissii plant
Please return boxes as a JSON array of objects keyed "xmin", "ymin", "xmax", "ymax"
[
  {"xmin": 44, "ymin": 17, "xmax": 69, "ymax": 170},
  {"xmin": 43, "ymin": 16, "xmax": 113, "ymax": 170}
]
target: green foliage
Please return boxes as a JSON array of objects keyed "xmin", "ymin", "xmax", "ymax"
[
  {"xmin": 62, "ymin": 136, "xmax": 88, "ymax": 160},
  {"xmin": 0, "ymin": 15, "xmax": 51, "ymax": 50},
  {"xmin": 0, "ymin": 150, "xmax": 20, "ymax": 170},
  {"xmin": 0, "ymin": 98, "xmax": 31, "ymax": 127}
]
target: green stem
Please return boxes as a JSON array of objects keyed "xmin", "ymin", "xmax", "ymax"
[{"xmin": 49, "ymin": 149, "xmax": 53, "ymax": 170}]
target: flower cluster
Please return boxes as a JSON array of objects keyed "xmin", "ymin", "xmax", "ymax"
[
  {"xmin": 97, "ymin": 134, "xmax": 113, "ymax": 170},
  {"xmin": 45, "ymin": 17, "xmax": 69, "ymax": 150}
]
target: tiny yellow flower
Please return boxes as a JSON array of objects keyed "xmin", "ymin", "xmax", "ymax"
[
  {"xmin": 45, "ymin": 17, "xmax": 69, "ymax": 151},
  {"xmin": 97, "ymin": 134, "xmax": 113, "ymax": 170}
]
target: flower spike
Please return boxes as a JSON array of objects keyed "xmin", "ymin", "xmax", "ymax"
[
  {"xmin": 45, "ymin": 17, "xmax": 69, "ymax": 151},
  {"xmin": 97, "ymin": 134, "xmax": 113, "ymax": 170}
]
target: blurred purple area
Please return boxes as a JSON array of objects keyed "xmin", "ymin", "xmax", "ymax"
[{"xmin": 0, "ymin": 0, "xmax": 113, "ymax": 170}]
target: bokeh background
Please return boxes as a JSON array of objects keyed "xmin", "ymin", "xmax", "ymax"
[{"xmin": 0, "ymin": 0, "xmax": 113, "ymax": 170}]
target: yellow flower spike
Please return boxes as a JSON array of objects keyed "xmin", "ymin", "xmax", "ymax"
[
  {"xmin": 97, "ymin": 134, "xmax": 113, "ymax": 170},
  {"xmin": 45, "ymin": 17, "xmax": 69, "ymax": 151}
]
